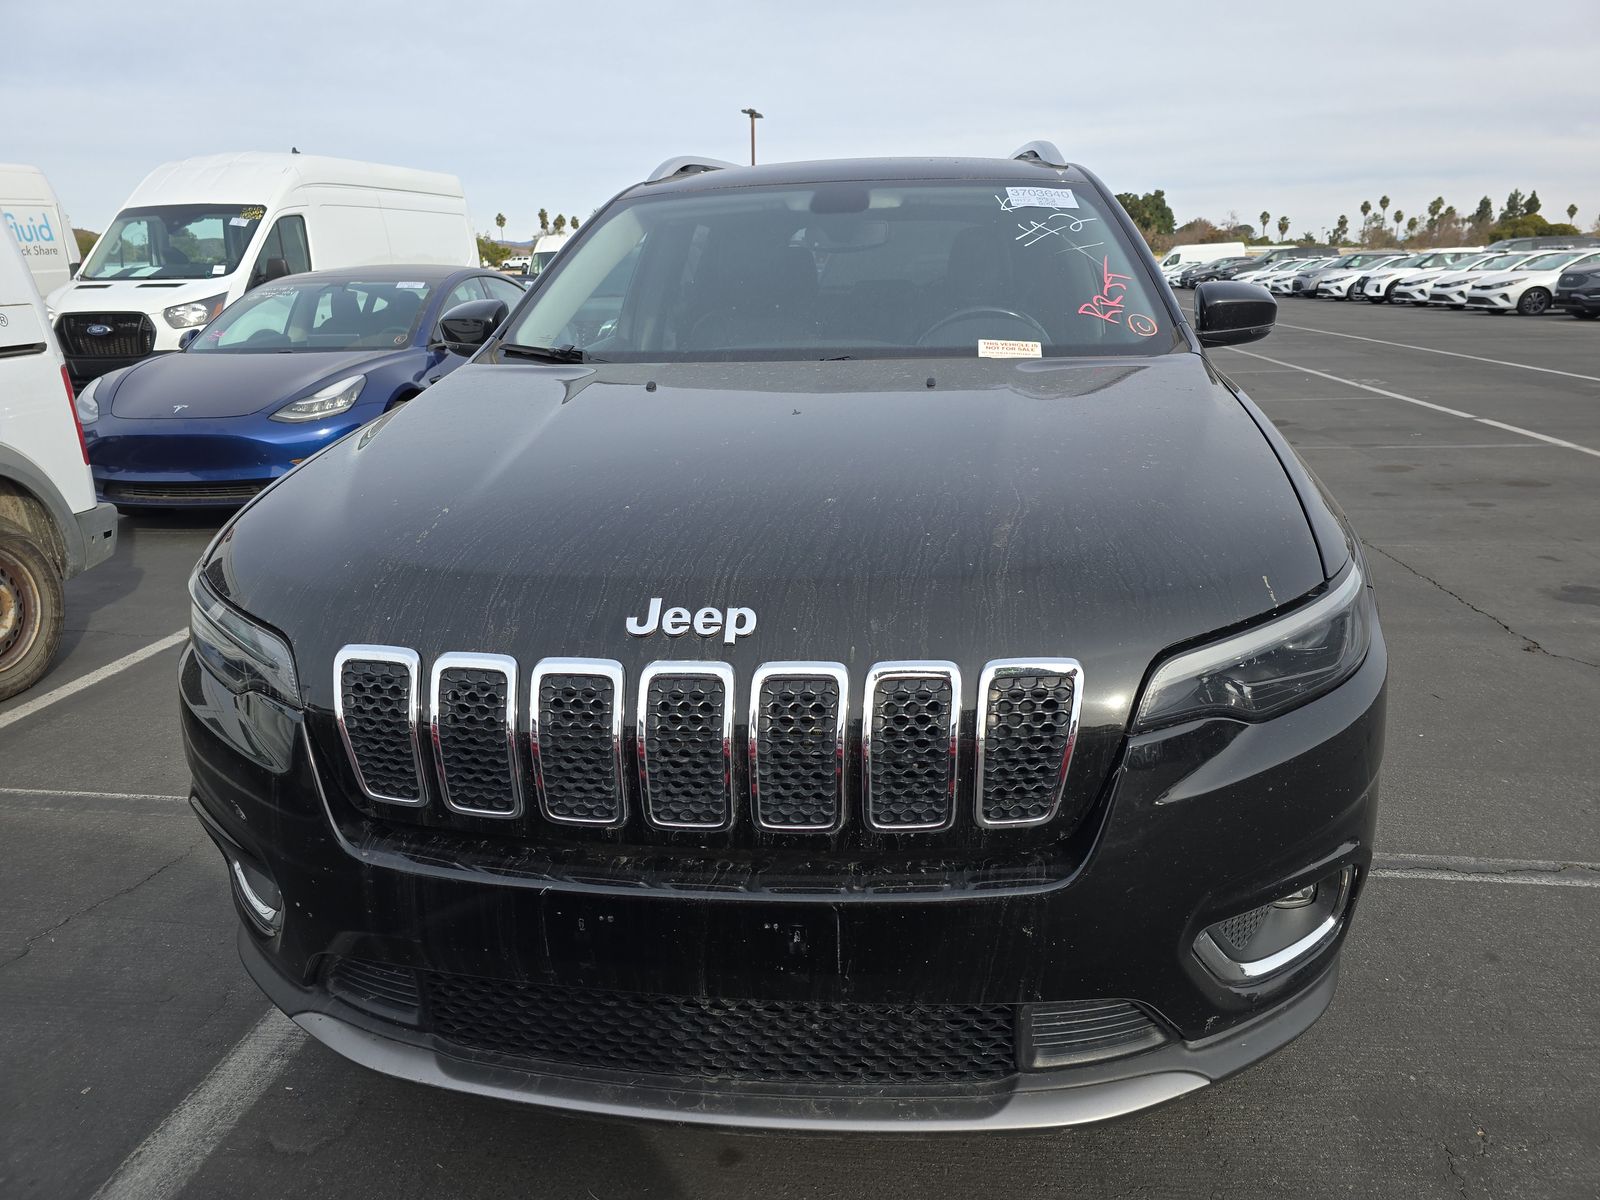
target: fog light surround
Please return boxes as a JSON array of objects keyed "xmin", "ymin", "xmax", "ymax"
[
  {"xmin": 1194, "ymin": 867, "xmax": 1354, "ymax": 984},
  {"xmin": 228, "ymin": 854, "xmax": 284, "ymax": 935}
]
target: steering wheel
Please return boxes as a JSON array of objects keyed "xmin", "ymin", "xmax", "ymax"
[{"xmin": 917, "ymin": 307, "xmax": 1051, "ymax": 346}]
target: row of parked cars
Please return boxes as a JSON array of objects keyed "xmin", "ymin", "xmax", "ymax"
[{"xmin": 1171, "ymin": 242, "xmax": 1600, "ymax": 319}]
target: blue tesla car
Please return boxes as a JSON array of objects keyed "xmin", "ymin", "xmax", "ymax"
[{"xmin": 75, "ymin": 265, "xmax": 528, "ymax": 508}]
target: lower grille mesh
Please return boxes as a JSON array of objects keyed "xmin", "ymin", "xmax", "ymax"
[{"xmin": 424, "ymin": 972, "xmax": 1018, "ymax": 1084}]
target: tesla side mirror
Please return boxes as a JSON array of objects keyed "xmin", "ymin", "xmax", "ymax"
[
  {"xmin": 1194, "ymin": 281, "xmax": 1276, "ymax": 348},
  {"xmin": 434, "ymin": 299, "xmax": 509, "ymax": 355},
  {"xmin": 178, "ymin": 328, "xmax": 201, "ymax": 350}
]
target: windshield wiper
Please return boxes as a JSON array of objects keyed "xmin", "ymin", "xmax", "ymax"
[{"xmin": 500, "ymin": 343, "xmax": 601, "ymax": 364}]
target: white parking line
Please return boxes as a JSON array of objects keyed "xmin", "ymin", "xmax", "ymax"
[
  {"xmin": 1372, "ymin": 852, "xmax": 1600, "ymax": 889},
  {"xmin": 91, "ymin": 1010, "xmax": 303, "ymax": 1200},
  {"xmin": 0, "ymin": 630, "xmax": 188, "ymax": 732},
  {"xmin": 1274, "ymin": 322, "xmax": 1600, "ymax": 384},
  {"xmin": 0, "ymin": 786, "xmax": 187, "ymax": 802},
  {"xmin": 1226, "ymin": 348, "xmax": 1600, "ymax": 460}
]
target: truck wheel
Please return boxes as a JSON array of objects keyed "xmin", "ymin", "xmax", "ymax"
[
  {"xmin": 0, "ymin": 521, "xmax": 65, "ymax": 702},
  {"xmin": 1516, "ymin": 288, "xmax": 1552, "ymax": 316}
]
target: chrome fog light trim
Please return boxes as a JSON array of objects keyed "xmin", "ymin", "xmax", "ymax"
[{"xmin": 1194, "ymin": 867, "xmax": 1354, "ymax": 984}]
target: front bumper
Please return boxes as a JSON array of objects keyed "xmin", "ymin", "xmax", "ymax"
[
  {"xmin": 1465, "ymin": 290, "xmax": 1516, "ymax": 311},
  {"xmin": 1555, "ymin": 289, "xmax": 1600, "ymax": 314},
  {"xmin": 183, "ymin": 621, "xmax": 1386, "ymax": 1130}
]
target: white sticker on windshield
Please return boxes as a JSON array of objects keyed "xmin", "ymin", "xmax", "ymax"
[
  {"xmin": 229, "ymin": 217, "xmax": 251, "ymax": 227},
  {"xmin": 211, "ymin": 264, "xmax": 226, "ymax": 275},
  {"xmin": 395, "ymin": 281, "xmax": 426, "ymax": 289},
  {"xmin": 978, "ymin": 339, "xmax": 1042, "ymax": 359},
  {"xmin": 1005, "ymin": 186, "xmax": 1078, "ymax": 210}
]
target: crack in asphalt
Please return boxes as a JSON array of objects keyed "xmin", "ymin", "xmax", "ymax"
[
  {"xmin": 1362, "ymin": 539, "xmax": 1600, "ymax": 672},
  {"xmin": 0, "ymin": 836, "xmax": 205, "ymax": 972},
  {"xmin": 1441, "ymin": 1141, "xmax": 1468, "ymax": 1198}
]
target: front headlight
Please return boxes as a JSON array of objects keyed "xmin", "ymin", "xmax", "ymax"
[
  {"xmin": 164, "ymin": 293, "xmax": 228, "ymax": 329},
  {"xmin": 1133, "ymin": 565, "xmax": 1372, "ymax": 732},
  {"xmin": 188, "ymin": 570, "xmax": 300, "ymax": 706},
  {"xmin": 1487, "ymin": 277, "xmax": 1525, "ymax": 289},
  {"xmin": 75, "ymin": 376, "xmax": 101, "ymax": 425},
  {"xmin": 271, "ymin": 374, "xmax": 366, "ymax": 423}
]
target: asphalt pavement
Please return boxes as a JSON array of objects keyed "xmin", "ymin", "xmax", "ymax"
[{"xmin": 2, "ymin": 299, "xmax": 1597, "ymax": 1199}]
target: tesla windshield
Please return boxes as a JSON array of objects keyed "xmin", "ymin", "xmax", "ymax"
[
  {"xmin": 502, "ymin": 180, "xmax": 1179, "ymax": 361},
  {"xmin": 80, "ymin": 204, "xmax": 265, "ymax": 280},
  {"xmin": 190, "ymin": 279, "xmax": 435, "ymax": 352}
]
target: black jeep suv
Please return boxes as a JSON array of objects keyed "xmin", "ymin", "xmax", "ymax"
[{"xmin": 183, "ymin": 143, "xmax": 1386, "ymax": 1131}]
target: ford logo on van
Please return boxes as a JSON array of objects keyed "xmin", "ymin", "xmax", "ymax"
[{"xmin": 85, "ymin": 323, "xmax": 113, "ymax": 337}]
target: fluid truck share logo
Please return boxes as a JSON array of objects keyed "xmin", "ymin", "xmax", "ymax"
[{"xmin": 626, "ymin": 598, "xmax": 756, "ymax": 645}]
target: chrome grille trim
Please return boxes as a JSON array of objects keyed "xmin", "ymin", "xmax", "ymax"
[
  {"xmin": 529, "ymin": 658, "xmax": 626, "ymax": 828},
  {"xmin": 333, "ymin": 644, "xmax": 425, "ymax": 807},
  {"xmin": 975, "ymin": 658, "xmax": 1084, "ymax": 829},
  {"xmin": 637, "ymin": 661, "xmax": 736, "ymax": 832},
  {"xmin": 429, "ymin": 652, "xmax": 522, "ymax": 819},
  {"xmin": 748, "ymin": 661, "xmax": 849, "ymax": 833},
  {"xmin": 862, "ymin": 660, "xmax": 961, "ymax": 832}
]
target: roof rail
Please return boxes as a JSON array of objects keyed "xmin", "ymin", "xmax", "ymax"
[
  {"xmin": 646, "ymin": 156, "xmax": 739, "ymax": 184},
  {"xmin": 1010, "ymin": 141, "xmax": 1068, "ymax": 168}
]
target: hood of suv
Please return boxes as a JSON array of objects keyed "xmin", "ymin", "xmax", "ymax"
[{"xmin": 208, "ymin": 354, "xmax": 1327, "ymax": 749}]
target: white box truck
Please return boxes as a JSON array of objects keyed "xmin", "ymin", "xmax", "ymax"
[
  {"xmin": 48, "ymin": 152, "xmax": 476, "ymax": 382},
  {"xmin": 0, "ymin": 164, "xmax": 80, "ymax": 297},
  {"xmin": 0, "ymin": 223, "xmax": 117, "ymax": 700}
]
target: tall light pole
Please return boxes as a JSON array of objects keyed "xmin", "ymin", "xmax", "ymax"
[{"xmin": 740, "ymin": 107, "xmax": 763, "ymax": 165}]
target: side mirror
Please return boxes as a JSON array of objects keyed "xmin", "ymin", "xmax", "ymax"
[
  {"xmin": 1193, "ymin": 281, "xmax": 1276, "ymax": 348},
  {"xmin": 433, "ymin": 298, "xmax": 509, "ymax": 355},
  {"xmin": 178, "ymin": 328, "xmax": 201, "ymax": 350}
]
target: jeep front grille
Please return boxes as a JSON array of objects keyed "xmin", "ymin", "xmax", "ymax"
[
  {"xmin": 976, "ymin": 660, "xmax": 1083, "ymax": 827},
  {"xmin": 430, "ymin": 653, "xmax": 521, "ymax": 818},
  {"xmin": 750, "ymin": 663, "xmax": 847, "ymax": 831},
  {"xmin": 334, "ymin": 651, "xmax": 1087, "ymax": 838},
  {"xmin": 638, "ymin": 663, "xmax": 734, "ymax": 830},
  {"xmin": 863, "ymin": 662, "xmax": 960, "ymax": 831}
]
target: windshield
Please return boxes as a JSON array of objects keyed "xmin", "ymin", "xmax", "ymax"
[
  {"xmin": 502, "ymin": 180, "xmax": 1179, "ymax": 361},
  {"xmin": 1518, "ymin": 251, "xmax": 1588, "ymax": 271},
  {"xmin": 80, "ymin": 203, "xmax": 264, "ymax": 280},
  {"xmin": 189, "ymin": 278, "xmax": 434, "ymax": 352},
  {"xmin": 1467, "ymin": 254, "xmax": 1525, "ymax": 272}
]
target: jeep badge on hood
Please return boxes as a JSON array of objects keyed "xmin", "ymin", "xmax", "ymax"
[{"xmin": 625, "ymin": 598, "xmax": 757, "ymax": 644}]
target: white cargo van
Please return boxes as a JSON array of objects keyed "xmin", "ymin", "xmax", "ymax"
[
  {"xmin": 1157, "ymin": 241, "xmax": 1250, "ymax": 273},
  {"xmin": 0, "ymin": 164, "xmax": 80, "ymax": 297},
  {"xmin": 48, "ymin": 152, "xmax": 475, "ymax": 381},
  {"xmin": 0, "ymin": 224, "xmax": 117, "ymax": 700}
]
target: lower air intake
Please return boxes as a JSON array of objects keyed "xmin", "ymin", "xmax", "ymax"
[
  {"xmin": 424, "ymin": 972, "xmax": 1018, "ymax": 1084},
  {"xmin": 1020, "ymin": 999, "xmax": 1167, "ymax": 1068}
]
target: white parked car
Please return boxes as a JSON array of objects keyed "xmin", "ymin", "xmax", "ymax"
[
  {"xmin": 1426, "ymin": 252, "xmax": 1549, "ymax": 308},
  {"xmin": 1301, "ymin": 252, "xmax": 1409, "ymax": 299},
  {"xmin": 1361, "ymin": 250, "xmax": 1481, "ymax": 303},
  {"xmin": 1463, "ymin": 249, "xmax": 1600, "ymax": 315},
  {"xmin": 0, "ymin": 223, "xmax": 118, "ymax": 700},
  {"xmin": 1261, "ymin": 259, "xmax": 1328, "ymax": 294},
  {"xmin": 1387, "ymin": 252, "xmax": 1503, "ymax": 304},
  {"xmin": 500, "ymin": 254, "xmax": 531, "ymax": 273}
]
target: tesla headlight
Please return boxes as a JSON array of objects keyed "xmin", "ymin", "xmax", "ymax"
[
  {"xmin": 164, "ymin": 294, "xmax": 228, "ymax": 329},
  {"xmin": 75, "ymin": 376, "xmax": 101, "ymax": 425},
  {"xmin": 188, "ymin": 570, "xmax": 300, "ymax": 706},
  {"xmin": 1133, "ymin": 565, "xmax": 1372, "ymax": 732},
  {"xmin": 271, "ymin": 374, "xmax": 366, "ymax": 423}
]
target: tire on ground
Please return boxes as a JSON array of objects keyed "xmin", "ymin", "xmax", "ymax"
[{"xmin": 0, "ymin": 518, "xmax": 65, "ymax": 702}]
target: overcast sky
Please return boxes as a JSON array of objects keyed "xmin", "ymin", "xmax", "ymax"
[{"xmin": 8, "ymin": 0, "xmax": 1597, "ymax": 241}]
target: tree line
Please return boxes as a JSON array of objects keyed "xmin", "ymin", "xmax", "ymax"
[
  {"xmin": 1118, "ymin": 188, "xmax": 1593, "ymax": 253},
  {"xmin": 479, "ymin": 208, "xmax": 583, "ymax": 265}
]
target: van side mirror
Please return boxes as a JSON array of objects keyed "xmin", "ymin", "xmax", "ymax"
[
  {"xmin": 178, "ymin": 328, "xmax": 201, "ymax": 350},
  {"xmin": 1193, "ymin": 281, "xmax": 1276, "ymax": 347},
  {"xmin": 433, "ymin": 299, "xmax": 509, "ymax": 355}
]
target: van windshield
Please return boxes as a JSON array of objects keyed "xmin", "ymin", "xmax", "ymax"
[
  {"xmin": 80, "ymin": 204, "xmax": 265, "ymax": 280},
  {"xmin": 189, "ymin": 278, "xmax": 435, "ymax": 352},
  {"xmin": 502, "ymin": 179, "xmax": 1179, "ymax": 361}
]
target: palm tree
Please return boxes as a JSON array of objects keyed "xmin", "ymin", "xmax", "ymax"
[
  {"xmin": 1259, "ymin": 210, "xmax": 1271, "ymax": 239},
  {"xmin": 553, "ymin": 214, "xmax": 567, "ymax": 234},
  {"xmin": 538, "ymin": 208, "xmax": 550, "ymax": 234},
  {"xmin": 1406, "ymin": 216, "xmax": 1419, "ymax": 237},
  {"xmin": 1276, "ymin": 215, "xmax": 1290, "ymax": 241},
  {"xmin": 1379, "ymin": 195, "xmax": 1390, "ymax": 222},
  {"xmin": 494, "ymin": 212, "xmax": 506, "ymax": 241},
  {"xmin": 1393, "ymin": 209, "xmax": 1404, "ymax": 238},
  {"xmin": 1569, "ymin": 204, "xmax": 1580, "ymax": 223},
  {"xmin": 571, "ymin": 217, "xmax": 580, "ymax": 231}
]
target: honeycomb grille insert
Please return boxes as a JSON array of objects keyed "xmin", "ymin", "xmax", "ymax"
[
  {"xmin": 432, "ymin": 655, "xmax": 520, "ymax": 818},
  {"xmin": 423, "ymin": 971, "xmax": 1018, "ymax": 1085},
  {"xmin": 865, "ymin": 664, "xmax": 959, "ymax": 831},
  {"xmin": 751, "ymin": 665, "xmax": 846, "ymax": 831},
  {"xmin": 533, "ymin": 662, "xmax": 623, "ymax": 826},
  {"xmin": 640, "ymin": 665, "xmax": 732, "ymax": 829},
  {"xmin": 336, "ymin": 649, "xmax": 422, "ymax": 805},
  {"xmin": 977, "ymin": 661, "xmax": 1082, "ymax": 827}
]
